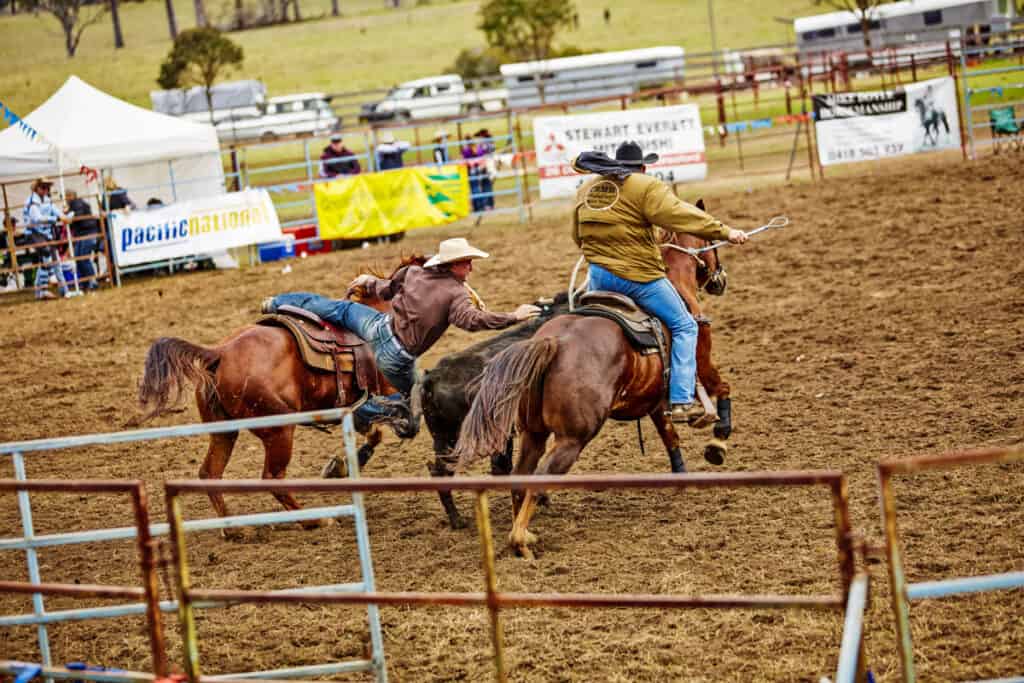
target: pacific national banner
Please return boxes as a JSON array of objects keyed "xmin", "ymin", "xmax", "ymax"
[
  {"xmin": 532, "ymin": 104, "xmax": 707, "ymax": 199},
  {"xmin": 111, "ymin": 189, "xmax": 281, "ymax": 267},
  {"xmin": 315, "ymin": 165, "xmax": 471, "ymax": 240},
  {"xmin": 813, "ymin": 76, "xmax": 961, "ymax": 166}
]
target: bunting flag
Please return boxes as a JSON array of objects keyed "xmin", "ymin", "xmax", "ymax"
[{"xmin": 0, "ymin": 97, "xmax": 98, "ymax": 184}]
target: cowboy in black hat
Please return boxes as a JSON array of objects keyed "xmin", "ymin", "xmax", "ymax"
[{"xmin": 571, "ymin": 141, "xmax": 748, "ymax": 424}]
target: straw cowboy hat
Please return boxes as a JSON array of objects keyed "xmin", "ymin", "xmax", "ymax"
[
  {"xmin": 615, "ymin": 140, "xmax": 659, "ymax": 167},
  {"xmin": 31, "ymin": 176, "xmax": 53, "ymax": 190},
  {"xmin": 424, "ymin": 237, "xmax": 489, "ymax": 268},
  {"xmin": 379, "ymin": 131, "xmax": 397, "ymax": 144}
]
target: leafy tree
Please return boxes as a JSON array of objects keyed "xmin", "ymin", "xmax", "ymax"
[
  {"xmin": 157, "ymin": 27, "xmax": 244, "ymax": 120},
  {"xmin": 814, "ymin": 0, "xmax": 893, "ymax": 50},
  {"xmin": 448, "ymin": 46, "xmax": 507, "ymax": 83},
  {"xmin": 478, "ymin": 0, "xmax": 575, "ymax": 62},
  {"xmin": 24, "ymin": 0, "xmax": 108, "ymax": 57}
]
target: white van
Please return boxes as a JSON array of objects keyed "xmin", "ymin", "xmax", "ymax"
[
  {"xmin": 214, "ymin": 93, "xmax": 340, "ymax": 142},
  {"xmin": 359, "ymin": 75, "xmax": 507, "ymax": 122}
]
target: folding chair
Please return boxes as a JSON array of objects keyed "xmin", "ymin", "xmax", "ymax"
[{"xmin": 989, "ymin": 106, "xmax": 1022, "ymax": 154}]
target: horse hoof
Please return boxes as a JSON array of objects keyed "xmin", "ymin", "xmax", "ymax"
[
  {"xmin": 221, "ymin": 527, "xmax": 246, "ymax": 543},
  {"xmin": 321, "ymin": 457, "xmax": 346, "ymax": 479},
  {"xmin": 449, "ymin": 515, "xmax": 469, "ymax": 531},
  {"xmin": 703, "ymin": 439, "xmax": 727, "ymax": 466},
  {"xmin": 536, "ymin": 493, "xmax": 551, "ymax": 508},
  {"xmin": 508, "ymin": 529, "xmax": 538, "ymax": 558}
]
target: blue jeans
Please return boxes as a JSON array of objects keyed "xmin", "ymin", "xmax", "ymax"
[
  {"xmin": 589, "ymin": 264, "xmax": 697, "ymax": 405},
  {"xmin": 74, "ymin": 237, "xmax": 99, "ymax": 288},
  {"xmin": 33, "ymin": 250, "xmax": 67, "ymax": 298},
  {"xmin": 268, "ymin": 293, "xmax": 417, "ymax": 424}
]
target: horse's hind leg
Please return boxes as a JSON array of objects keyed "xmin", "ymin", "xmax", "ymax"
[
  {"xmin": 510, "ymin": 434, "xmax": 581, "ymax": 560},
  {"xmin": 695, "ymin": 321, "xmax": 733, "ymax": 450},
  {"xmin": 649, "ymin": 409, "xmax": 686, "ymax": 474},
  {"xmin": 253, "ymin": 425, "xmax": 321, "ymax": 530},
  {"xmin": 200, "ymin": 431, "xmax": 239, "ymax": 521}
]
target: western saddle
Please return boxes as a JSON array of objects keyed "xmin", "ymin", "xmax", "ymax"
[{"xmin": 257, "ymin": 305, "xmax": 382, "ymax": 406}]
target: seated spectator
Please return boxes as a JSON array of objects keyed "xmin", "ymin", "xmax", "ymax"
[
  {"xmin": 320, "ymin": 134, "xmax": 361, "ymax": 178},
  {"xmin": 66, "ymin": 190, "xmax": 101, "ymax": 291},
  {"xmin": 22, "ymin": 177, "xmax": 70, "ymax": 300},
  {"xmin": 376, "ymin": 131, "xmax": 411, "ymax": 171},
  {"xmin": 432, "ymin": 129, "xmax": 450, "ymax": 164},
  {"xmin": 102, "ymin": 176, "xmax": 137, "ymax": 212}
]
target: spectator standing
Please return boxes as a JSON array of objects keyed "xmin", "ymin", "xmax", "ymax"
[
  {"xmin": 320, "ymin": 134, "xmax": 361, "ymax": 178},
  {"xmin": 432, "ymin": 129, "xmax": 450, "ymax": 164},
  {"xmin": 474, "ymin": 129, "xmax": 496, "ymax": 211},
  {"xmin": 461, "ymin": 135, "xmax": 482, "ymax": 211},
  {"xmin": 376, "ymin": 131, "xmax": 411, "ymax": 170},
  {"xmin": 22, "ymin": 177, "xmax": 70, "ymax": 300},
  {"xmin": 66, "ymin": 190, "xmax": 101, "ymax": 291},
  {"xmin": 102, "ymin": 176, "xmax": 137, "ymax": 212}
]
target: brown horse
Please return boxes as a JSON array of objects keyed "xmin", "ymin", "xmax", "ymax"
[
  {"xmin": 453, "ymin": 231, "xmax": 732, "ymax": 557},
  {"xmin": 136, "ymin": 255, "xmax": 425, "ymax": 529}
]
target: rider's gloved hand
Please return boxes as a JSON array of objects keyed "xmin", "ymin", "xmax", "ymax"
[
  {"xmin": 513, "ymin": 304, "xmax": 542, "ymax": 321},
  {"xmin": 727, "ymin": 228, "xmax": 748, "ymax": 244}
]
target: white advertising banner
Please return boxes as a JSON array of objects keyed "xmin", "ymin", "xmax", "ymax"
[
  {"xmin": 111, "ymin": 189, "xmax": 281, "ymax": 266},
  {"xmin": 814, "ymin": 76, "xmax": 961, "ymax": 166},
  {"xmin": 532, "ymin": 105, "xmax": 707, "ymax": 199}
]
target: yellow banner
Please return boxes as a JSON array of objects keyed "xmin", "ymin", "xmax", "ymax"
[{"xmin": 315, "ymin": 165, "xmax": 471, "ymax": 240}]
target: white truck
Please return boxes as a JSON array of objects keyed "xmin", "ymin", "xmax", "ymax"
[
  {"xmin": 359, "ymin": 74, "xmax": 507, "ymax": 122},
  {"xmin": 151, "ymin": 82, "xmax": 340, "ymax": 142}
]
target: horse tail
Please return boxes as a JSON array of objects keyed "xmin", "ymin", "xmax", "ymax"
[
  {"xmin": 453, "ymin": 336, "xmax": 559, "ymax": 471},
  {"xmin": 137, "ymin": 337, "xmax": 220, "ymax": 423}
]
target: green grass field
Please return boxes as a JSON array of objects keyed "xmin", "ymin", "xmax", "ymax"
[{"xmin": 0, "ymin": 0, "xmax": 819, "ymax": 117}]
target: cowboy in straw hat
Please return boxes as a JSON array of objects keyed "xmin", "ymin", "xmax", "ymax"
[
  {"xmin": 376, "ymin": 130, "xmax": 410, "ymax": 171},
  {"xmin": 261, "ymin": 237, "xmax": 540, "ymax": 435},
  {"xmin": 572, "ymin": 140, "xmax": 748, "ymax": 426},
  {"xmin": 23, "ymin": 176, "xmax": 71, "ymax": 300}
]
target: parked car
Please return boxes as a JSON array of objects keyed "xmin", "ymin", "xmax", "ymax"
[
  {"xmin": 152, "ymin": 83, "xmax": 339, "ymax": 143},
  {"xmin": 359, "ymin": 75, "xmax": 507, "ymax": 122},
  {"xmin": 213, "ymin": 93, "xmax": 340, "ymax": 142}
]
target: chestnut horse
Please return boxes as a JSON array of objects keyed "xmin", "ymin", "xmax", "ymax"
[
  {"xmin": 452, "ymin": 231, "xmax": 731, "ymax": 557},
  {"xmin": 136, "ymin": 255, "xmax": 425, "ymax": 529}
]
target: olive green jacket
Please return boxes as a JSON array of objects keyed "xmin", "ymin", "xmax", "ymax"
[{"xmin": 571, "ymin": 164, "xmax": 731, "ymax": 283}]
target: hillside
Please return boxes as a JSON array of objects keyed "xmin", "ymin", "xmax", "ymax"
[{"xmin": 0, "ymin": 0, "xmax": 818, "ymax": 118}]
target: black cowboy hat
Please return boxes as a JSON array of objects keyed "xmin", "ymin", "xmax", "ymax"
[{"xmin": 615, "ymin": 141, "xmax": 659, "ymax": 167}]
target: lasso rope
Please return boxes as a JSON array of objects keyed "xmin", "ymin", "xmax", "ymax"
[
  {"xmin": 662, "ymin": 215, "xmax": 789, "ymax": 259},
  {"xmin": 570, "ymin": 215, "xmax": 789, "ymax": 310}
]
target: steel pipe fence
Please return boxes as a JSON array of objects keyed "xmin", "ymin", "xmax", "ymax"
[
  {"xmin": 0, "ymin": 409, "xmax": 386, "ymax": 683},
  {"xmin": 960, "ymin": 41, "xmax": 1024, "ymax": 159},
  {"xmin": 164, "ymin": 468, "xmax": 868, "ymax": 683},
  {"xmin": 878, "ymin": 446, "xmax": 1024, "ymax": 683}
]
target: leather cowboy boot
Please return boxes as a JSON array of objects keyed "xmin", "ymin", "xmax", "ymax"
[{"xmin": 669, "ymin": 402, "xmax": 705, "ymax": 425}]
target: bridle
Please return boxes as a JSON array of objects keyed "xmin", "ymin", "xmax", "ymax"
[{"xmin": 660, "ymin": 233, "xmax": 727, "ymax": 295}]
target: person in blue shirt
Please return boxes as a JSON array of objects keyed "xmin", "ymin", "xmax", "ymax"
[{"xmin": 22, "ymin": 177, "xmax": 70, "ymax": 300}]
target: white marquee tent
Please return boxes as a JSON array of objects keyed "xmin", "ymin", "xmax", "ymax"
[{"xmin": 0, "ymin": 76, "xmax": 224, "ymax": 205}]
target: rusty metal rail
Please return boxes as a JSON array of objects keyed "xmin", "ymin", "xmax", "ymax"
[
  {"xmin": 165, "ymin": 469, "xmax": 862, "ymax": 683},
  {"xmin": 0, "ymin": 479, "xmax": 167, "ymax": 678},
  {"xmin": 878, "ymin": 445, "xmax": 1024, "ymax": 683}
]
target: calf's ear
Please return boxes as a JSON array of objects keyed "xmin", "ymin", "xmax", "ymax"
[{"xmin": 696, "ymin": 198, "xmax": 706, "ymax": 211}]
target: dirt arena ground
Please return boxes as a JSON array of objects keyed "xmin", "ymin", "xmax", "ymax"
[{"xmin": 1, "ymin": 154, "xmax": 1022, "ymax": 682}]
